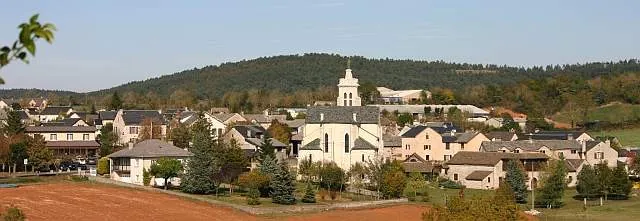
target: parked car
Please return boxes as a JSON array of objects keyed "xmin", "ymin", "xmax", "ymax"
[{"xmin": 86, "ymin": 157, "xmax": 97, "ymax": 165}]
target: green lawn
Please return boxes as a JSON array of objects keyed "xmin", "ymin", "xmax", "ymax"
[
  {"xmin": 552, "ymin": 103, "xmax": 640, "ymax": 125},
  {"xmin": 596, "ymin": 128, "xmax": 640, "ymax": 147}
]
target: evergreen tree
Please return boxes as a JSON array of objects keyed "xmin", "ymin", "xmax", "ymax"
[
  {"xmin": 537, "ymin": 159, "xmax": 568, "ymax": 208},
  {"xmin": 26, "ymin": 136, "xmax": 53, "ymax": 171},
  {"xmin": 5, "ymin": 110, "xmax": 25, "ymax": 136},
  {"xmin": 170, "ymin": 123, "xmax": 191, "ymax": 150},
  {"xmin": 609, "ymin": 164, "xmax": 633, "ymax": 199},
  {"xmin": 257, "ymin": 154, "xmax": 278, "ymax": 196},
  {"xmin": 109, "ymin": 91, "xmax": 123, "ymax": 110},
  {"xmin": 98, "ymin": 123, "xmax": 118, "ymax": 156},
  {"xmin": 595, "ymin": 163, "xmax": 613, "ymax": 199},
  {"xmin": 505, "ymin": 160, "xmax": 528, "ymax": 203},
  {"xmin": 258, "ymin": 137, "xmax": 275, "ymax": 161},
  {"xmin": 271, "ymin": 161, "xmax": 296, "ymax": 205},
  {"xmin": 180, "ymin": 118, "xmax": 217, "ymax": 194},
  {"xmin": 576, "ymin": 164, "xmax": 600, "ymax": 199},
  {"xmin": 301, "ymin": 183, "xmax": 316, "ymax": 203},
  {"xmin": 90, "ymin": 103, "xmax": 97, "ymax": 114}
]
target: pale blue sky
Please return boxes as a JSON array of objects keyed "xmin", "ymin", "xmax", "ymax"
[{"xmin": 1, "ymin": 0, "xmax": 638, "ymax": 92}]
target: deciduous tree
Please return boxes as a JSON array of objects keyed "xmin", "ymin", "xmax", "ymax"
[{"xmin": 149, "ymin": 158, "xmax": 183, "ymax": 190}]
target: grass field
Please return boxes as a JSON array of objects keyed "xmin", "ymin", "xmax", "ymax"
[
  {"xmin": 596, "ymin": 128, "xmax": 640, "ymax": 147},
  {"xmin": 552, "ymin": 103, "xmax": 640, "ymax": 125}
]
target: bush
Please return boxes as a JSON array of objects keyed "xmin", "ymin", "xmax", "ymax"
[
  {"xmin": 407, "ymin": 196, "xmax": 416, "ymax": 202},
  {"xmin": 237, "ymin": 171, "xmax": 271, "ymax": 197},
  {"xmin": 246, "ymin": 188, "xmax": 261, "ymax": 205},
  {"xmin": 97, "ymin": 157, "xmax": 110, "ymax": 175},
  {"xmin": 70, "ymin": 175, "xmax": 89, "ymax": 182},
  {"xmin": 319, "ymin": 189, "xmax": 329, "ymax": 200},
  {"xmin": 380, "ymin": 161, "xmax": 406, "ymax": 198},
  {"xmin": 301, "ymin": 183, "xmax": 316, "ymax": 203},
  {"xmin": 143, "ymin": 169, "xmax": 151, "ymax": 186},
  {"xmin": 2, "ymin": 205, "xmax": 25, "ymax": 221},
  {"xmin": 439, "ymin": 179, "xmax": 464, "ymax": 189}
]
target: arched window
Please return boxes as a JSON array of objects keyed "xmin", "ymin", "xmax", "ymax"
[
  {"xmin": 349, "ymin": 100, "xmax": 352, "ymax": 106},
  {"xmin": 344, "ymin": 93, "xmax": 347, "ymax": 99},
  {"xmin": 344, "ymin": 133, "xmax": 350, "ymax": 153},
  {"xmin": 324, "ymin": 133, "xmax": 329, "ymax": 152},
  {"xmin": 349, "ymin": 93, "xmax": 352, "ymax": 99}
]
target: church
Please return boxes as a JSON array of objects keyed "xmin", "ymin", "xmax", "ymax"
[{"xmin": 299, "ymin": 67, "xmax": 382, "ymax": 171}]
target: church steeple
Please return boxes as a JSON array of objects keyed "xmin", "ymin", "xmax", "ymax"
[{"xmin": 337, "ymin": 59, "xmax": 361, "ymax": 107}]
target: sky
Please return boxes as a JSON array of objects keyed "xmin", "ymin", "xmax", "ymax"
[{"xmin": 0, "ymin": 0, "xmax": 638, "ymax": 92}]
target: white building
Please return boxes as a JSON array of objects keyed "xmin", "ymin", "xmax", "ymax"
[
  {"xmin": 299, "ymin": 68, "xmax": 382, "ymax": 171},
  {"xmin": 377, "ymin": 87, "xmax": 428, "ymax": 104}
]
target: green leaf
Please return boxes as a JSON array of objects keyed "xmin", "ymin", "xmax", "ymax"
[
  {"xmin": 25, "ymin": 42, "xmax": 36, "ymax": 55},
  {"xmin": 43, "ymin": 23, "xmax": 57, "ymax": 31},
  {"xmin": 0, "ymin": 77, "xmax": 5, "ymax": 84},
  {"xmin": 30, "ymin": 14, "xmax": 40, "ymax": 24},
  {"xmin": 0, "ymin": 46, "xmax": 9, "ymax": 53},
  {"xmin": 17, "ymin": 52, "xmax": 27, "ymax": 60}
]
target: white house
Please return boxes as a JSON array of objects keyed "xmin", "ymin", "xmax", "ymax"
[
  {"xmin": 377, "ymin": 87, "xmax": 428, "ymax": 104},
  {"xmin": 299, "ymin": 68, "xmax": 382, "ymax": 171},
  {"xmin": 37, "ymin": 106, "xmax": 74, "ymax": 123},
  {"xmin": 112, "ymin": 110, "xmax": 167, "ymax": 144},
  {"xmin": 107, "ymin": 139, "xmax": 192, "ymax": 186},
  {"xmin": 25, "ymin": 126, "xmax": 100, "ymax": 158}
]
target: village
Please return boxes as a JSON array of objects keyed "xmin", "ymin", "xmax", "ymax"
[{"xmin": 1, "ymin": 66, "xmax": 638, "ymax": 221}]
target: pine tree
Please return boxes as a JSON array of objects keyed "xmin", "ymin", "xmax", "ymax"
[
  {"xmin": 537, "ymin": 158, "xmax": 567, "ymax": 208},
  {"xmin": 170, "ymin": 123, "xmax": 191, "ymax": 150},
  {"xmin": 505, "ymin": 160, "xmax": 528, "ymax": 203},
  {"xmin": 257, "ymin": 155, "xmax": 278, "ymax": 196},
  {"xmin": 258, "ymin": 137, "xmax": 275, "ymax": 161},
  {"xmin": 180, "ymin": 119, "xmax": 217, "ymax": 194},
  {"xmin": 301, "ymin": 183, "xmax": 316, "ymax": 203},
  {"xmin": 609, "ymin": 164, "xmax": 633, "ymax": 199},
  {"xmin": 109, "ymin": 91, "xmax": 123, "ymax": 110},
  {"xmin": 271, "ymin": 161, "xmax": 296, "ymax": 205},
  {"xmin": 595, "ymin": 163, "xmax": 613, "ymax": 199},
  {"xmin": 576, "ymin": 164, "xmax": 600, "ymax": 199},
  {"xmin": 5, "ymin": 110, "xmax": 25, "ymax": 136}
]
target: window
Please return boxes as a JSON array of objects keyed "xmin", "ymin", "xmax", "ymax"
[
  {"xmin": 349, "ymin": 93, "xmax": 352, "ymax": 99},
  {"xmin": 129, "ymin": 127, "xmax": 138, "ymax": 135},
  {"xmin": 50, "ymin": 134, "xmax": 57, "ymax": 141},
  {"xmin": 460, "ymin": 143, "xmax": 465, "ymax": 150},
  {"xmin": 568, "ymin": 176, "xmax": 573, "ymax": 183},
  {"xmin": 571, "ymin": 150, "xmax": 577, "ymax": 154},
  {"xmin": 487, "ymin": 177, "xmax": 491, "ymax": 183},
  {"xmin": 445, "ymin": 143, "xmax": 450, "ymax": 150},
  {"xmin": 425, "ymin": 134, "xmax": 429, "ymax": 140},
  {"xmin": 424, "ymin": 145, "xmax": 431, "ymax": 150},
  {"xmin": 344, "ymin": 93, "xmax": 347, "ymax": 99},
  {"xmin": 514, "ymin": 149, "xmax": 520, "ymax": 153},
  {"xmin": 344, "ymin": 133, "xmax": 350, "ymax": 153},
  {"xmin": 595, "ymin": 152, "xmax": 604, "ymax": 159},
  {"xmin": 453, "ymin": 174, "xmax": 458, "ymax": 181},
  {"xmin": 83, "ymin": 134, "xmax": 90, "ymax": 140},
  {"xmin": 444, "ymin": 155, "xmax": 452, "ymax": 161},
  {"xmin": 67, "ymin": 134, "xmax": 73, "ymax": 140},
  {"xmin": 344, "ymin": 100, "xmax": 347, "ymax": 106},
  {"xmin": 309, "ymin": 154, "xmax": 312, "ymax": 162},
  {"xmin": 361, "ymin": 154, "xmax": 365, "ymax": 162},
  {"xmin": 349, "ymin": 100, "xmax": 352, "ymax": 106},
  {"xmin": 425, "ymin": 155, "xmax": 430, "ymax": 161},
  {"xmin": 405, "ymin": 144, "xmax": 411, "ymax": 150},
  {"xmin": 540, "ymin": 150, "xmax": 546, "ymax": 154},
  {"xmin": 558, "ymin": 152, "xmax": 564, "ymax": 158},
  {"xmin": 324, "ymin": 133, "xmax": 329, "ymax": 152}
]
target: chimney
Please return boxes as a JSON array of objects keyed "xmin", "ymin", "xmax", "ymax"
[
  {"xmin": 450, "ymin": 129, "xmax": 456, "ymax": 136},
  {"xmin": 168, "ymin": 140, "xmax": 174, "ymax": 146},
  {"xmin": 320, "ymin": 113, "xmax": 324, "ymax": 121},
  {"xmin": 128, "ymin": 142, "xmax": 134, "ymax": 150},
  {"xmin": 581, "ymin": 140, "xmax": 586, "ymax": 154},
  {"xmin": 352, "ymin": 113, "xmax": 357, "ymax": 122},
  {"xmin": 567, "ymin": 133, "xmax": 574, "ymax": 140},
  {"xmin": 247, "ymin": 130, "xmax": 252, "ymax": 137}
]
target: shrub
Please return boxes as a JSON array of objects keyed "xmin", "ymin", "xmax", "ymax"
[
  {"xmin": 237, "ymin": 171, "xmax": 270, "ymax": 197},
  {"xmin": 319, "ymin": 189, "xmax": 329, "ymax": 200},
  {"xmin": 246, "ymin": 188, "xmax": 261, "ymax": 205},
  {"xmin": 2, "ymin": 205, "xmax": 25, "ymax": 221},
  {"xmin": 70, "ymin": 175, "xmax": 88, "ymax": 182},
  {"xmin": 143, "ymin": 168, "xmax": 152, "ymax": 186},
  {"xmin": 301, "ymin": 183, "xmax": 316, "ymax": 203},
  {"xmin": 97, "ymin": 157, "xmax": 110, "ymax": 175},
  {"xmin": 439, "ymin": 179, "xmax": 464, "ymax": 189}
]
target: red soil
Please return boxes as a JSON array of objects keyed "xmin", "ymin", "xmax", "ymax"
[{"xmin": 0, "ymin": 183, "xmax": 429, "ymax": 221}]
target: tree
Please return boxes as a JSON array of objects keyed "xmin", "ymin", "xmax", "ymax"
[
  {"xmin": 319, "ymin": 162, "xmax": 346, "ymax": 192},
  {"xmin": 505, "ymin": 160, "xmax": 528, "ymax": 203},
  {"xmin": 576, "ymin": 164, "xmax": 599, "ymax": 199},
  {"xmin": 405, "ymin": 172, "xmax": 427, "ymax": 198},
  {"xmin": 138, "ymin": 118, "xmax": 162, "ymax": 141},
  {"xmin": 609, "ymin": 164, "xmax": 633, "ymax": 199},
  {"xmin": 180, "ymin": 120, "xmax": 217, "ymax": 194},
  {"xmin": 364, "ymin": 158, "xmax": 384, "ymax": 199},
  {"xmin": 98, "ymin": 123, "xmax": 118, "ymax": 156},
  {"xmin": 267, "ymin": 120, "xmax": 291, "ymax": 145},
  {"xmin": 302, "ymin": 183, "xmax": 317, "ymax": 203},
  {"xmin": 397, "ymin": 113, "xmax": 413, "ymax": 126},
  {"xmin": 5, "ymin": 110, "xmax": 25, "ymax": 136},
  {"xmin": 149, "ymin": 158, "xmax": 183, "ymax": 190},
  {"xmin": 257, "ymin": 136, "xmax": 276, "ymax": 161},
  {"xmin": 595, "ymin": 163, "xmax": 613, "ymax": 199},
  {"xmin": 348, "ymin": 162, "xmax": 367, "ymax": 196},
  {"xmin": 298, "ymin": 156, "xmax": 316, "ymax": 183},
  {"xmin": 270, "ymin": 161, "xmax": 296, "ymax": 205},
  {"xmin": 257, "ymin": 155, "xmax": 279, "ymax": 196},
  {"xmin": 170, "ymin": 123, "xmax": 190, "ymax": 150},
  {"xmin": 213, "ymin": 140, "xmax": 249, "ymax": 195},
  {"xmin": 96, "ymin": 157, "xmax": 109, "ymax": 175},
  {"xmin": 108, "ymin": 91, "xmax": 123, "ymax": 110},
  {"xmin": 381, "ymin": 160, "xmax": 407, "ymax": 198},
  {"xmin": 9, "ymin": 142, "xmax": 27, "ymax": 173},
  {"xmin": 422, "ymin": 186, "xmax": 518, "ymax": 221},
  {"xmin": 143, "ymin": 168, "xmax": 152, "ymax": 186},
  {"xmin": 26, "ymin": 135, "xmax": 53, "ymax": 171},
  {"xmin": 1, "ymin": 14, "xmax": 56, "ymax": 84},
  {"xmin": 536, "ymin": 158, "xmax": 568, "ymax": 208},
  {"xmin": 89, "ymin": 103, "xmax": 97, "ymax": 114}
]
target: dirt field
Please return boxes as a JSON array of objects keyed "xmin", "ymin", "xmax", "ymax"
[{"xmin": 0, "ymin": 182, "xmax": 427, "ymax": 221}]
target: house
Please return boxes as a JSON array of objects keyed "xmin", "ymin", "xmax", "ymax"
[
  {"xmin": 243, "ymin": 110, "xmax": 287, "ymax": 129},
  {"xmin": 37, "ymin": 106, "xmax": 74, "ymax": 122},
  {"xmin": 284, "ymin": 119, "xmax": 305, "ymax": 156},
  {"xmin": 377, "ymin": 87, "xmax": 428, "ymax": 104},
  {"xmin": 27, "ymin": 98, "xmax": 47, "ymax": 110},
  {"xmin": 485, "ymin": 131, "xmax": 518, "ymax": 141},
  {"xmin": 299, "ymin": 68, "xmax": 382, "ymax": 172},
  {"xmin": 25, "ymin": 126, "xmax": 100, "ymax": 158},
  {"xmin": 397, "ymin": 125, "xmax": 488, "ymax": 162},
  {"xmin": 518, "ymin": 131, "xmax": 593, "ymax": 142},
  {"xmin": 210, "ymin": 107, "xmax": 230, "ymax": 114},
  {"xmin": 371, "ymin": 104, "xmax": 490, "ymax": 119},
  {"xmin": 382, "ymin": 135, "xmax": 402, "ymax": 162},
  {"xmin": 402, "ymin": 153, "xmax": 442, "ymax": 179},
  {"xmin": 41, "ymin": 118, "xmax": 89, "ymax": 127},
  {"xmin": 179, "ymin": 111, "xmax": 228, "ymax": 139},
  {"xmin": 68, "ymin": 112, "xmax": 99, "ymax": 126},
  {"xmin": 223, "ymin": 125, "xmax": 288, "ymax": 167},
  {"xmin": 445, "ymin": 151, "xmax": 549, "ymax": 189},
  {"xmin": 107, "ymin": 139, "xmax": 193, "ymax": 186},
  {"xmin": 113, "ymin": 110, "xmax": 167, "ymax": 144},
  {"xmin": 98, "ymin": 111, "xmax": 117, "ymax": 125},
  {"xmin": 481, "ymin": 140, "xmax": 618, "ymax": 168},
  {"xmin": 0, "ymin": 99, "xmax": 19, "ymax": 110},
  {"xmin": 483, "ymin": 118, "xmax": 504, "ymax": 128},
  {"xmin": 277, "ymin": 108, "xmax": 307, "ymax": 119}
]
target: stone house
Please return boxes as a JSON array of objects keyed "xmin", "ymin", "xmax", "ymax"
[
  {"xmin": 25, "ymin": 126, "xmax": 100, "ymax": 158},
  {"xmin": 112, "ymin": 110, "xmax": 167, "ymax": 144},
  {"xmin": 396, "ymin": 125, "xmax": 488, "ymax": 162}
]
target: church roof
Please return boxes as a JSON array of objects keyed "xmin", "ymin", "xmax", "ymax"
[
  {"xmin": 352, "ymin": 138, "xmax": 378, "ymax": 150},
  {"xmin": 300, "ymin": 138, "xmax": 321, "ymax": 150},
  {"xmin": 306, "ymin": 106, "xmax": 379, "ymax": 124}
]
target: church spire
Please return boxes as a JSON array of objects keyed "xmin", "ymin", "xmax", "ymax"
[{"xmin": 347, "ymin": 57, "xmax": 351, "ymax": 69}]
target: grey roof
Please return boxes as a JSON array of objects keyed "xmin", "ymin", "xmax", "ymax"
[
  {"xmin": 517, "ymin": 131, "xmax": 589, "ymax": 141},
  {"xmin": 446, "ymin": 151, "xmax": 548, "ymax": 166},
  {"xmin": 565, "ymin": 159, "xmax": 585, "ymax": 172},
  {"xmin": 481, "ymin": 140, "xmax": 582, "ymax": 152},
  {"xmin": 107, "ymin": 139, "xmax": 193, "ymax": 158},
  {"xmin": 232, "ymin": 125, "xmax": 267, "ymax": 139},
  {"xmin": 244, "ymin": 114, "xmax": 287, "ymax": 123},
  {"xmin": 17, "ymin": 110, "xmax": 30, "ymax": 120},
  {"xmin": 401, "ymin": 126, "xmax": 428, "ymax": 138},
  {"xmin": 306, "ymin": 106, "xmax": 379, "ymax": 124},
  {"xmin": 466, "ymin": 171, "xmax": 493, "ymax": 181},
  {"xmin": 300, "ymin": 138, "xmax": 321, "ymax": 150},
  {"xmin": 41, "ymin": 118, "xmax": 84, "ymax": 126},
  {"xmin": 444, "ymin": 132, "xmax": 479, "ymax": 143},
  {"xmin": 45, "ymin": 141, "xmax": 100, "ymax": 149},
  {"xmin": 122, "ymin": 110, "xmax": 164, "ymax": 125},
  {"xmin": 99, "ymin": 111, "xmax": 117, "ymax": 120},
  {"xmin": 486, "ymin": 131, "xmax": 517, "ymax": 141},
  {"xmin": 212, "ymin": 113, "xmax": 241, "ymax": 122},
  {"xmin": 352, "ymin": 138, "xmax": 378, "ymax": 150},
  {"xmin": 284, "ymin": 119, "xmax": 305, "ymax": 128},
  {"xmin": 246, "ymin": 138, "xmax": 288, "ymax": 148},
  {"xmin": 26, "ymin": 126, "xmax": 96, "ymax": 133},
  {"xmin": 40, "ymin": 106, "xmax": 72, "ymax": 116},
  {"xmin": 383, "ymin": 135, "xmax": 402, "ymax": 147},
  {"xmin": 585, "ymin": 141, "xmax": 602, "ymax": 151}
]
